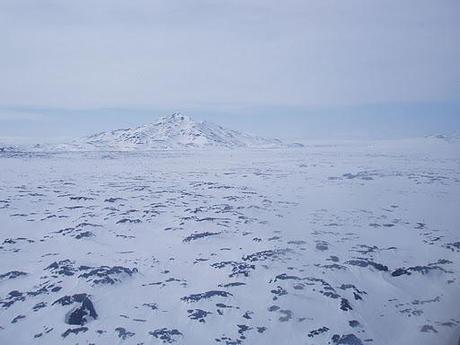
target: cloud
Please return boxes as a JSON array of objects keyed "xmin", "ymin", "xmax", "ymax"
[{"xmin": 0, "ymin": 0, "xmax": 458, "ymax": 109}]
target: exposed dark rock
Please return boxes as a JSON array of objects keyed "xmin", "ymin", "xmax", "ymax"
[
  {"xmin": 211, "ymin": 261, "xmax": 255, "ymax": 277},
  {"xmin": 0, "ymin": 271, "xmax": 27, "ymax": 280},
  {"xmin": 32, "ymin": 302, "xmax": 47, "ymax": 311},
  {"xmin": 11, "ymin": 315, "xmax": 25, "ymax": 323},
  {"xmin": 316, "ymin": 241, "xmax": 329, "ymax": 251},
  {"xmin": 78, "ymin": 265, "xmax": 138, "ymax": 285},
  {"xmin": 149, "ymin": 328, "xmax": 183, "ymax": 343},
  {"xmin": 270, "ymin": 286, "xmax": 288, "ymax": 300},
  {"xmin": 46, "ymin": 260, "xmax": 77, "ymax": 276},
  {"xmin": 349, "ymin": 320, "xmax": 361, "ymax": 328},
  {"xmin": 187, "ymin": 309, "xmax": 212, "ymax": 322},
  {"xmin": 66, "ymin": 297, "xmax": 98, "ymax": 326},
  {"xmin": 61, "ymin": 327, "xmax": 88, "ymax": 338},
  {"xmin": 420, "ymin": 325, "xmax": 438, "ymax": 333},
  {"xmin": 332, "ymin": 334, "xmax": 364, "ymax": 345},
  {"xmin": 346, "ymin": 259, "xmax": 388, "ymax": 272},
  {"xmin": 273, "ymin": 273, "xmax": 301, "ymax": 281},
  {"xmin": 242, "ymin": 249, "xmax": 291, "ymax": 262},
  {"xmin": 184, "ymin": 232, "xmax": 221, "ymax": 243},
  {"xmin": 116, "ymin": 218, "xmax": 141, "ymax": 224},
  {"xmin": 219, "ymin": 282, "xmax": 246, "ymax": 288},
  {"xmin": 69, "ymin": 196, "xmax": 94, "ymax": 201},
  {"xmin": 279, "ymin": 310, "xmax": 293, "ymax": 322},
  {"xmin": 115, "ymin": 327, "xmax": 135, "ymax": 339},
  {"xmin": 75, "ymin": 231, "xmax": 95, "ymax": 239},
  {"xmin": 308, "ymin": 326, "xmax": 329, "ymax": 338},
  {"xmin": 268, "ymin": 305, "xmax": 280, "ymax": 312},
  {"xmin": 143, "ymin": 303, "xmax": 158, "ymax": 310},
  {"xmin": 340, "ymin": 298, "xmax": 353, "ymax": 311},
  {"xmin": 392, "ymin": 264, "xmax": 448, "ymax": 277},
  {"xmin": 181, "ymin": 291, "xmax": 232, "ymax": 302}
]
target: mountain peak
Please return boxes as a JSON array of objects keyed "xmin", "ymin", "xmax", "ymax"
[
  {"xmin": 54, "ymin": 113, "xmax": 284, "ymax": 151},
  {"xmin": 158, "ymin": 112, "xmax": 193, "ymax": 124}
]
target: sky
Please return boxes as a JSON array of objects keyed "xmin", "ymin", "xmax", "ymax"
[{"xmin": 0, "ymin": 0, "xmax": 459, "ymax": 142}]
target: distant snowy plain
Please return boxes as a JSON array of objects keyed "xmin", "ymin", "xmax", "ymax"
[{"xmin": 0, "ymin": 139, "xmax": 459, "ymax": 345}]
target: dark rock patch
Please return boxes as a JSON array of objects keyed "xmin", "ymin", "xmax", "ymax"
[
  {"xmin": 115, "ymin": 327, "xmax": 135, "ymax": 340},
  {"xmin": 65, "ymin": 297, "xmax": 98, "ymax": 326},
  {"xmin": 242, "ymin": 249, "xmax": 291, "ymax": 262},
  {"xmin": 11, "ymin": 315, "xmax": 25, "ymax": 323},
  {"xmin": 116, "ymin": 218, "xmax": 141, "ymax": 224},
  {"xmin": 181, "ymin": 290, "xmax": 233, "ymax": 303},
  {"xmin": 420, "ymin": 325, "xmax": 438, "ymax": 333},
  {"xmin": 78, "ymin": 265, "xmax": 138, "ymax": 285},
  {"xmin": 61, "ymin": 327, "xmax": 88, "ymax": 338},
  {"xmin": 184, "ymin": 232, "xmax": 221, "ymax": 243},
  {"xmin": 0, "ymin": 271, "xmax": 27, "ymax": 280},
  {"xmin": 308, "ymin": 326, "xmax": 329, "ymax": 338},
  {"xmin": 346, "ymin": 259, "xmax": 388, "ymax": 272},
  {"xmin": 187, "ymin": 309, "xmax": 212, "ymax": 322},
  {"xmin": 46, "ymin": 260, "xmax": 77, "ymax": 277},
  {"xmin": 211, "ymin": 261, "xmax": 255, "ymax": 277},
  {"xmin": 149, "ymin": 328, "xmax": 183, "ymax": 343},
  {"xmin": 332, "ymin": 334, "xmax": 364, "ymax": 345}
]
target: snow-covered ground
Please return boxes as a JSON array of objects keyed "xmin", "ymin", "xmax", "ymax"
[{"xmin": 0, "ymin": 139, "xmax": 459, "ymax": 345}]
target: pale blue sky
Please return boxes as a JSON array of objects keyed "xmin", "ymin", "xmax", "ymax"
[
  {"xmin": 1, "ymin": 104, "xmax": 459, "ymax": 143},
  {"xmin": 0, "ymin": 0, "xmax": 459, "ymax": 142}
]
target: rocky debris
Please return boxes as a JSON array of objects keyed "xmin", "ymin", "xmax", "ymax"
[
  {"xmin": 242, "ymin": 249, "xmax": 291, "ymax": 262},
  {"xmin": 420, "ymin": 325, "xmax": 438, "ymax": 333},
  {"xmin": 69, "ymin": 196, "xmax": 94, "ymax": 201},
  {"xmin": 331, "ymin": 334, "xmax": 364, "ymax": 345},
  {"xmin": 52, "ymin": 294, "xmax": 97, "ymax": 326},
  {"xmin": 143, "ymin": 303, "xmax": 158, "ymax": 310},
  {"xmin": 75, "ymin": 231, "xmax": 95, "ymax": 239},
  {"xmin": 443, "ymin": 242, "xmax": 460, "ymax": 252},
  {"xmin": 211, "ymin": 261, "xmax": 255, "ymax": 277},
  {"xmin": 0, "ymin": 271, "xmax": 27, "ymax": 280},
  {"xmin": 308, "ymin": 326, "xmax": 329, "ymax": 338},
  {"xmin": 345, "ymin": 259, "xmax": 388, "ymax": 272},
  {"xmin": 278, "ymin": 309, "xmax": 293, "ymax": 322},
  {"xmin": 340, "ymin": 298, "xmax": 353, "ymax": 311},
  {"xmin": 116, "ymin": 218, "xmax": 141, "ymax": 224},
  {"xmin": 78, "ymin": 265, "xmax": 138, "ymax": 285},
  {"xmin": 270, "ymin": 286, "xmax": 288, "ymax": 300},
  {"xmin": 187, "ymin": 309, "xmax": 212, "ymax": 322},
  {"xmin": 11, "ymin": 315, "xmax": 26, "ymax": 323},
  {"xmin": 339, "ymin": 284, "xmax": 367, "ymax": 301},
  {"xmin": 149, "ymin": 328, "xmax": 183, "ymax": 343},
  {"xmin": 183, "ymin": 232, "xmax": 221, "ymax": 243},
  {"xmin": 392, "ymin": 261, "xmax": 450, "ymax": 277},
  {"xmin": 181, "ymin": 291, "xmax": 233, "ymax": 303},
  {"xmin": 62, "ymin": 327, "xmax": 88, "ymax": 338},
  {"xmin": 349, "ymin": 320, "xmax": 361, "ymax": 328},
  {"xmin": 46, "ymin": 260, "xmax": 77, "ymax": 276},
  {"xmin": 315, "ymin": 241, "xmax": 329, "ymax": 251},
  {"xmin": 115, "ymin": 327, "xmax": 135, "ymax": 339}
]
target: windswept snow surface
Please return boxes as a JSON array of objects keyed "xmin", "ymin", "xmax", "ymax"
[{"xmin": 0, "ymin": 139, "xmax": 459, "ymax": 345}]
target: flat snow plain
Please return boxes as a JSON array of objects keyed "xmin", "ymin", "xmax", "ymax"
[{"xmin": 0, "ymin": 139, "xmax": 459, "ymax": 345}]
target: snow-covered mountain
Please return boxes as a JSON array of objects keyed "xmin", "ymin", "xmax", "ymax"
[
  {"xmin": 0, "ymin": 145, "xmax": 17, "ymax": 152},
  {"xmin": 49, "ymin": 113, "xmax": 285, "ymax": 151}
]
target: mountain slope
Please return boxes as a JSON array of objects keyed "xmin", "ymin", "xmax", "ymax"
[{"xmin": 54, "ymin": 113, "xmax": 284, "ymax": 151}]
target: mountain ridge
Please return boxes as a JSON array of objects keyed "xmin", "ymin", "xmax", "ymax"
[{"xmin": 38, "ymin": 113, "xmax": 288, "ymax": 151}]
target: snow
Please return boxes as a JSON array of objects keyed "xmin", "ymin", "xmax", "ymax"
[
  {"xmin": 0, "ymin": 138, "xmax": 459, "ymax": 345},
  {"xmin": 31, "ymin": 113, "xmax": 285, "ymax": 151}
]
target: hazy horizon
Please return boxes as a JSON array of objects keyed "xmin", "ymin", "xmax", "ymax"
[
  {"xmin": 1, "ymin": 0, "xmax": 459, "ymax": 144},
  {"xmin": 1, "ymin": 105, "xmax": 460, "ymax": 144}
]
